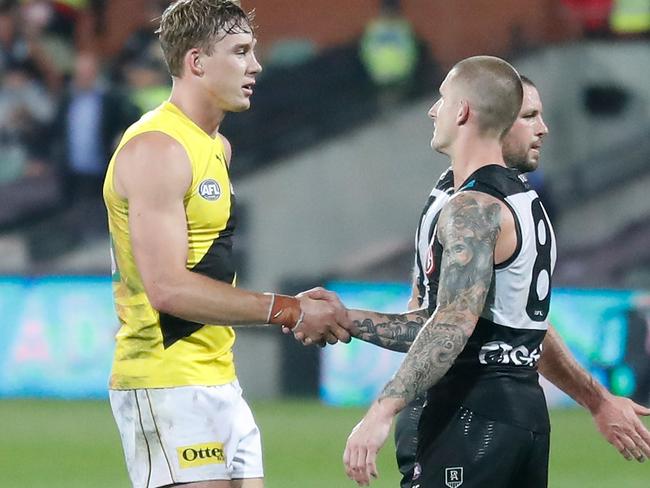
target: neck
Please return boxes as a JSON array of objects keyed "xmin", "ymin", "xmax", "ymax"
[
  {"xmin": 168, "ymin": 78, "xmax": 225, "ymax": 136},
  {"xmin": 449, "ymin": 131, "xmax": 506, "ymax": 188}
]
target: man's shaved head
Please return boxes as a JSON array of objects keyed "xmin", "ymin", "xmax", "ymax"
[{"xmin": 449, "ymin": 56, "xmax": 523, "ymax": 139}]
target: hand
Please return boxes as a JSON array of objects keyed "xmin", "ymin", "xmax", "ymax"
[
  {"xmin": 343, "ymin": 403, "xmax": 394, "ymax": 486},
  {"xmin": 290, "ymin": 287, "xmax": 352, "ymax": 346},
  {"xmin": 592, "ymin": 393, "xmax": 650, "ymax": 462}
]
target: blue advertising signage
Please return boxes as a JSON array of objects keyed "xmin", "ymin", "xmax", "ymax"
[
  {"xmin": 0, "ymin": 276, "xmax": 116, "ymax": 398},
  {"xmin": 320, "ymin": 282, "xmax": 650, "ymax": 408},
  {"xmin": 1, "ymin": 276, "xmax": 649, "ymax": 407}
]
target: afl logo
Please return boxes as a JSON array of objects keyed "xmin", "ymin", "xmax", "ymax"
[{"xmin": 199, "ymin": 179, "xmax": 221, "ymax": 201}]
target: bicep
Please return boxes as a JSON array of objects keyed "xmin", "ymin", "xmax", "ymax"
[
  {"xmin": 434, "ymin": 191, "xmax": 502, "ymax": 327},
  {"xmin": 116, "ymin": 133, "xmax": 193, "ymax": 293},
  {"xmin": 129, "ymin": 189, "xmax": 189, "ymax": 291}
]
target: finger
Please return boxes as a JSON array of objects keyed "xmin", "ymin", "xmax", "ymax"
[
  {"xmin": 630, "ymin": 426, "xmax": 650, "ymax": 459},
  {"xmin": 635, "ymin": 420, "xmax": 650, "ymax": 457},
  {"xmin": 345, "ymin": 445, "xmax": 362, "ymax": 481},
  {"xmin": 365, "ymin": 445, "xmax": 379, "ymax": 481},
  {"xmin": 281, "ymin": 326, "xmax": 291, "ymax": 335},
  {"xmin": 327, "ymin": 323, "xmax": 351, "ymax": 343},
  {"xmin": 353, "ymin": 445, "xmax": 369, "ymax": 485},
  {"xmin": 347, "ymin": 442, "xmax": 360, "ymax": 476},
  {"xmin": 293, "ymin": 330, "xmax": 305, "ymax": 341},
  {"xmin": 298, "ymin": 287, "xmax": 327, "ymax": 299},
  {"xmin": 326, "ymin": 332, "xmax": 338, "ymax": 345},
  {"xmin": 610, "ymin": 436, "xmax": 629, "ymax": 459},
  {"xmin": 619, "ymin": 434, "xmax": 637, "ymax": 461},
  {"xmin": 343, "ymin": 445, "xmax": 354, "ymax": 480}
]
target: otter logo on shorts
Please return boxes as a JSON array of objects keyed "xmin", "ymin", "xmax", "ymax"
[
  {"xmin": 177, "ymin": 442, "xmax": 225, "ymax": 468},
  {"xmin": 199, "ymin": 179, "xmax": 221, "ymax": 201},
  {"xmin": 445, "ymin": 467, "xmax": 463, "ymax": 488}
]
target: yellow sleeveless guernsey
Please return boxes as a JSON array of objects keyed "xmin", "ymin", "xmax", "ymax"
[{"xmin": 104, "ymin": 101, "xmax": 237, "ymax": 389}]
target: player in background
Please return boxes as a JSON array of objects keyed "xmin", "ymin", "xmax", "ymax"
[
  {"xmin": 388, "ymin": 74, "xmax": 650, "ymax": 487},
  {"xmin": 300, "ymin": 55, "xmax": 648, "ymax": 486},
  {"xmin": 104, "ymin": 2, "xmax": 350, "ymax": 488}
]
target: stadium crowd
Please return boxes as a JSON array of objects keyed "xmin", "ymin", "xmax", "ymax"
[{"xmin": 0, "ymin": 0, "xmax": 169, "ymax": 232}]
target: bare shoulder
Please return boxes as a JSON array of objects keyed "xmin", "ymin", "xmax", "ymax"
[
  {"xmin": 218, "ymin": 133, "xmax": 232, "ymax": 167},
  {"xmin": 113, "ymin": 131, "xmax": 192, "ymax": 200}
]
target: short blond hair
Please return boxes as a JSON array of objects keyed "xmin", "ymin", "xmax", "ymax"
[
  {"xmin": 157, "ymin": 0, "xmax": 254, "ymax": 77},
  {"xmin": 451, "ymin": 56, "xmax": 523, "ymax": 138}
]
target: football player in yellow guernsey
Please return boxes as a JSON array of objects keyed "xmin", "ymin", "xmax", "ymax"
[{"xmin": 103, "ymin": 2, "xmax": 351, "ymax": 488}]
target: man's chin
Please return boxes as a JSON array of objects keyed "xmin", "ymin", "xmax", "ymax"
[
  {"xmin": 431, "ymin": 139, "xmax": 448, "ymax": 155},
  {"xmin": 505, "ymin": 156, "xmax": 538, "ymax": 173},
  {"xmin": 228, "ymin": 98, "xmax": 251, "ymax": 113},
  {"xmin": 519, "ymin": 159, "xmax": 538, "ymax": 173}
]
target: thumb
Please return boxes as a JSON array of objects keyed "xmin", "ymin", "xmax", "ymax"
[
  {"xmin": 303, "ymin": 288, "xmax": 330, "ymax": 300},
  {"xmin": 632, "ymin": 402, "xmax": 650, "ymax": 416}
]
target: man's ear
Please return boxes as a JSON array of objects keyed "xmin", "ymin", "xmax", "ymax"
[
  {"xmin": 457, "ymin": 99, "xmax": 470, "ymax": 126},
  {"xmin": 186, "ymin": 49, "xmax": 204, "ymax": 76}
]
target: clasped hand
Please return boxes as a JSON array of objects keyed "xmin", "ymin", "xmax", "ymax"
[{"xmin": 282, "ymin": 287, "xmax": 352, "ymax": 346}]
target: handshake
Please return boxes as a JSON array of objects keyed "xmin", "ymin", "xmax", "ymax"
[{"xmin": 269, "ymin": 287, "xmax": 353, "ymax": 346}]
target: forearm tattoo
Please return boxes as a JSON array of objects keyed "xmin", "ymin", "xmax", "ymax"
[
  {"xmin": 379, "ymin": 193, "xmax": 501, "ymax": 405},
  {"xmin": 352, "ymin": 309, "xmax": 429, "ymax": 352}
]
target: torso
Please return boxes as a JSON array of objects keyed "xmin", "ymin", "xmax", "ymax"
[
  {"xmin": 104, "ymin": 101, "xmax": 238, "ymax": 389},
  {"xmin": 425, "ymin": 164, "xmax": 556, "ymax": 432}
]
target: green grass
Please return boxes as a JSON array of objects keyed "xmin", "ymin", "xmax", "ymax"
[{"xmin": 0, "ymin": 399, "xmax": 648, "ymax": 487}]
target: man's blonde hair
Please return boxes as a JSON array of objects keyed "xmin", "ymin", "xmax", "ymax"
[
  {"xmin": 450, "ymin": 56, "xmax": 523, "ymax": 139},
  {"xmin": 156, "ymin": 0, "xmax": 254, "ymax": 77}
]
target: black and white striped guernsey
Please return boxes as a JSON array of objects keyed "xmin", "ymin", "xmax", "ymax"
[
  {"xmin": 413, "ymin": 166, "xmax": 454, "ymax": 309},
  {"xmin": 424, "ymin": 164, "xmax": 556, "ymax": 433}
]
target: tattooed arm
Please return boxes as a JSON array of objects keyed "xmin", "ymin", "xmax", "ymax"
[
  {"xmin": 378, "ymin": 191, "xmax": 502, "ymax": 407},
  {"xmin": 347, "ymin": 309, "xmax": 429, "ymax": 352},
  {"xmin": 343, "ymin": 191, "xmax": 504, "ymax": 485},
  {"xmin": 346, "ymin": 269, "xmax": 428, "ymax": 352}
]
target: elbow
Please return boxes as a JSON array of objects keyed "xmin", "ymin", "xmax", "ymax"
[{"xmin": 146, "ymin": 281, "xmax": 177, "ymax": 314}]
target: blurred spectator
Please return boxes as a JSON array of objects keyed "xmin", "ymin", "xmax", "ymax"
[
  {"xmin": 122, "ymin": 56, "xmax": 170, "ymax": 114},
  {"xmin": 561, "ymin": 0, "xmax": 614, "ymax": 37},
  {"xmin": 0, "ymin": 59, "xmax": 55, "ymax": 184},
  {"xmin": 265, "ymin": 38, "xmax": 317, "ymax": 70},
  {"xmin": 359, "ymin": 0, "xmax": 419, "ymax": 106},
  {"xmin": 0, "ymin": 0, "xmax": 72, "ymax": 93},
  {"xmin": 609, "ymin": 0, "xmax": 650, "ymax": 36},
  {"xmin": 0, "ymin": 1, "xmax": 29, "ymax": 71},
  {"xmin": 52, "ymin": 51, "xmax": 138, "ymax": 203},
  {"xmin": 115, "ymin": 0, "xmax": 165, "ymax": 70},
  {"xmin": 22, "ymin": 0, "xmax": 77, "ymax": 82},
  {"xmin": 112, "ymin": 0, "xmax": 169, "ymax": 113}
]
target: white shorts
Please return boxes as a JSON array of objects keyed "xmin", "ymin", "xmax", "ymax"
[{"xmin": 109, "ymin": 381, "xmax": 263, "ymax": 488}]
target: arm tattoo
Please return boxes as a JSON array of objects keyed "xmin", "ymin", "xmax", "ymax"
[
  {"xmin": 379, "ymin": 192, "xmax": 502, "ymax": 405},
  {"xmin": 352, "ymin": 309, "xmax": 429, "ymax": 352}
]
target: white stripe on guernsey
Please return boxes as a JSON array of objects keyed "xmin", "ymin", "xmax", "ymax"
[
  {"xmin": 415, "ymin": 189, "xmax": 452, "ymax": 308},
  {"xmin": 484, "ymin": 190, "xmax": 556, "ymax": 331}
]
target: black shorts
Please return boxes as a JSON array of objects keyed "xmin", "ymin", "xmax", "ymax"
[
  {"xmin": 413, "ymin": 405, "xmax": 549, "ymax": 488},
  {"xmin": 395, "ymin": 396, "xmax": 426, "ymax": 488}
]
